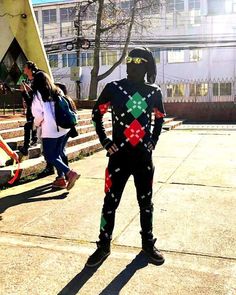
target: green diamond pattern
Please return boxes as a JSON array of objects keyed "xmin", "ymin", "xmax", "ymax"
[
  {"xmin": 100, "ymin": 215, "xmax": 107, "ymax": 230},
  {"xmin": 126, "ymin": 92, "xmax": 147, "ymax": 118}
]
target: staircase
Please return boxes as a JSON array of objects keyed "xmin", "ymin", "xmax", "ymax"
[{"xmin": 0, "ymin": 111, "xmax": 184, "ymax": 186}]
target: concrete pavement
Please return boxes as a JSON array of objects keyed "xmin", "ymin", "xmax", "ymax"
[{"xmin": 0, "ymin": 127, "xmax": 236, "ymax": 295}]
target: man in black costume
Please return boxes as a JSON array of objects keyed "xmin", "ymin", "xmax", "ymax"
[{"xmin": 86, "ymin": 47, "xmax": 166, "ymax": 267}]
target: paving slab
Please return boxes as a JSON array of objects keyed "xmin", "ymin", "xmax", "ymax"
[
  {"xmin": 115, "ymin": 183, "xmax": 236, "ymax": 258},
  {"xmin": 1, "ymin": 128, "xmax": 236, "ymax": 295},
  {"xmin": 0, "ymin": 234, "xmax": 235, "ymax": 295}
]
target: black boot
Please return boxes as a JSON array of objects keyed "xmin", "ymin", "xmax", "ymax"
[
  {"xmin": 142, "ymin": 238, "xmax": 165, "ymax": 265},
  {"xmin": 86, "ymin": 241, "xmax": 110, "ymax": 268},
  {"xmin": 19, "ymin": 146, "xmax": 29, "ymax": 156}
]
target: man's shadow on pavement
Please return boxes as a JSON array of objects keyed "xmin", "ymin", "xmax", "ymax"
[
  {"xmin": 0, "ymin": 183, "xmax": 68, "ymax": 220},
  {"xmin": 57, "ymin": 251, "xmax": 149, "ymax": 295}
]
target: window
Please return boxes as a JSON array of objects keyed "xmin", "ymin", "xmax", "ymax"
[
  {"xmin": 121, "ymin": 0, "xmax": 134, "ymax": 10},
  {"xmin": 208, "ymin": 0, "xmax": 225, "ymax": 15},
  {"xmin": 62, "ymin": 53, "xmax": 77, "ymax": 67},
  {"xmin": 188, "ymin": 0, "xmax": 200, "ymax": 10},
  {"xmin": 48, "ymin": 54, "xmax": 58, "ymax": 68},
  {"xmin": 141, "ymin": 0, "xmax": 160, "ymax": 15},
  {"xmin": 151, "ymin": 48, "xmax": 160, "ymax": 63},
  {"xmin": 42, "ymin": 9, "xmax": 56, "ymax": 24},
  {"xmin": 81, "ymin": 4, "xmax": 96, "ymax": 20},
  {"xmin": 80, "ymin": 52, "xmax": 94, "ymax": 66},
  {"xmin": 0, "ymin": 39, "xmax": 27, "ymax": 86},
  {"xmin": 213, "ymin": 83, "xmax": 231, "ymax": 96},
  {"xmin": 233, "ymin": 0, "xmax": 236, "ymax": 12},
  {"xmin": 167, "ymin": 84, "xmax": 184, "ymax": 97},
  {"xmin": 60, "ymin": 7, "xmax": 75, "ymax": 22},
  {"xmin": 189, "ymin": 49, "xmax": 202, "ymax": 61},
  {"xmin": 166, "ymin": 0, "xmax": 184, "ymax": 12},
  {"xmin": 101, "ymin": 51, "xmax": 118, "ymax": 65},
  {"xmin": 60, "ymin": 8, "xmax": 74, "ymax": 38},
  {"xmin": 167, "ymin": 49, "xmax": 184, "ymax": 63},
  {"xmin": 190, "ymin": 83, "xmax": 208, "ymax": 96},
  {"xmin": 197, "ymin": 83, "xmax": 208, "ymax": 96},
  {"xmin": 87, "ymin": 52, "xmax": 94, "ymax": 66}
]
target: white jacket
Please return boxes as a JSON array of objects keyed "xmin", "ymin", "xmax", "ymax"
[{"xmin": 31, "ymin": 91, "xmax": 69, "ymax": 138}]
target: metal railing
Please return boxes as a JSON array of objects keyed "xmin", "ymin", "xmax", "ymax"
[{"xmin": 0, "ymin": 103, "xmax": 25, "ymax": 115}]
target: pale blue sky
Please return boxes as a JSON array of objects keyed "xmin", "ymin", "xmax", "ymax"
[{"xmin": 32, "ymin": 0, "xmax": 74, "ymax": 5}]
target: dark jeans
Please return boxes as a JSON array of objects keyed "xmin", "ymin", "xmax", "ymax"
[
  {"xmin": 55, "ymin": 132, "xmax": 69, "ymax": 176},
  {"xmin": 23, "ymin": 120, "xmax": 37, "ymax": 149},
  {"xmin": 42, "ymin": 135, "xmax": 70, "ymax": 178},
  {"xmin": 99, "ymin": 149, "xmax": 155, "ymax": 244}
]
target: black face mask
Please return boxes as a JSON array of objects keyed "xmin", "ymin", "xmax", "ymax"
[
  {"xmin": 126, "ymin": 47, "xmax": 157, "ymax": 84},
  {"xmin": 127, "ymin": 63, "xmax": 147, "ymax": 83}
]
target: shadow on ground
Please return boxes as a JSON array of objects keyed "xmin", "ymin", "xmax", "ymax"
[
  {"xmin": 0, "ymin": 183, "xmax": 68, "ymax": 220},
  {"xmin": 57, "ymin": 251, "xmax": 149, "ymax": 295}
]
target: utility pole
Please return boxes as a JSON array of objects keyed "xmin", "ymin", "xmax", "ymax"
[
  {"xmin": 75, "ymin": 2, "xmax": 82, "ymax": 100},
  {"xmin": 73, "ymin": 1, "xmax": 91, "ymax": 101}
]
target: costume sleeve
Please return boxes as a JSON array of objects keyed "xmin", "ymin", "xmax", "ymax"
[
  {"xmin": 31, "ymin": 92, "xmax": 44, "ymax": 127},
  {"xmin": 151, "ymin": 88, "xmax": 166, "ymax": 146},
  {"xmin": 92, "ymin": 84, "xmax": 112, "ymax": 149}
]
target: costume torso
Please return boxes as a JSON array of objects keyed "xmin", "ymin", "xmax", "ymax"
[{"xmin": 92, "ymin": 78, "xmax": 165, "ymax": 152}]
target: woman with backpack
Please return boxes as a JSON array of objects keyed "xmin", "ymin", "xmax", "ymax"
[{"xmin": 31, "ymin": 71, "xmax": 80, "ymax": 190}]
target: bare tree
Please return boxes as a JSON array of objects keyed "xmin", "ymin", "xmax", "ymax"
[{"xmin": 84, "ymin": 0, "xmax": 161, "ymax": 100}]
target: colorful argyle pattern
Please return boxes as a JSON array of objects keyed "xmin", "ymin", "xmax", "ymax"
[{"xmin": 92, "ymin": 78, "xmax": 165, "ymax": 152}]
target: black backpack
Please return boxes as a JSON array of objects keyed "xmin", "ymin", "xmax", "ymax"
[{"xmin": 54, "ymin": 95, "xmax": 78, "ymax": 129}]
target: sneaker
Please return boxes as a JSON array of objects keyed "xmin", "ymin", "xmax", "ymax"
[
  {"xmin": 52, "ymin": 177, "xmax": 67, "ymax": 189},
  {"xmin": 66, "ymin": 170, "xmax": 80, "ymax": 191},
  {"xmin": 86, "ymin": 242, "xmax": 110, "ymax": 268},
  {"xmin": 19, "ymin": 146, "xmax": 28, "ymax": 156},
  {"xmin": 142, "ymin": 238, "xmax": 165, "ymax": 265}
]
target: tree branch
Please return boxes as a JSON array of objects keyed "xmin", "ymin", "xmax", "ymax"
[{"xmin": 97, "ymin": 0, "xmax": 138, "ymax": 81}]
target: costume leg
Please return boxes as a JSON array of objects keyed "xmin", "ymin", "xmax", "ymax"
[
  {"xmin": 99, "ymin": 153, "xmax": 130, "ymax": 244},
  {"xmin": 23, "ymin": 121, "xmax": 33, "ymax": 148},
  {"xmin": 133, "ymin": 153, "xmax": 155, "ymax": 242}
]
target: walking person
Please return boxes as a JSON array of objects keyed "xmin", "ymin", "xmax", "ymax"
[
  {"xmin": 19, "ymin": 61, "xmax": 54, "ymax": 176},
  {"xmin": 19, "ymin": 62, "xmax": 39, "ymax": 156},
  {"xmin": 31, "ymin": 71, "xmax": 80, "ymax": 190},
  {"xmin": 86, "ymin": 47, "xmax": 166, "ymax": 267}
]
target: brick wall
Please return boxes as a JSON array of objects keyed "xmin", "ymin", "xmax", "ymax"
[
  {"xmin": 164, "ymin": 102, "xmax": 236, "ymax": 123},
  {"xmin": 78, "ymin": 100, "xmax": 236, "ymax": 123}
]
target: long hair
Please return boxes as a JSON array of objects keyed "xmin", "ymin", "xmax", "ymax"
[
  {"xmin": 25, "ymin": 61, "xmax": 39, "ymax": 75},
  {"xmin": 32, "ymin": 71, "xmax": 59, "ymax": 102},
  {"xmin": 128, "ymin": 47, "xmax": 157, "ymax": 84}
]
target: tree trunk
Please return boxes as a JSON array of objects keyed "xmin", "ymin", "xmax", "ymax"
[
  {"xmin": 88, "ymin": 0, "xmax": 104, "ymax": 100},
  {"xmin": 88, "ymin": 0, "xmax": 138, "ymax": 100}
]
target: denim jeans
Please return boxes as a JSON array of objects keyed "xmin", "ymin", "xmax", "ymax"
[{"xmin": 42, "ymin": 135, "xmax": 70, "ymax": 178}]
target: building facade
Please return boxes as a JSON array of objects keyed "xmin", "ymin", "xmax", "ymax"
[{"xmin": 32, "ymin": 0, "xmax": 236, "ymax": 102}]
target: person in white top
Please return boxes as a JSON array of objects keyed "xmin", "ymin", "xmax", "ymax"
[{"xmin": 31, "ymin": 71, "xmax": 80, "ymax": 190}]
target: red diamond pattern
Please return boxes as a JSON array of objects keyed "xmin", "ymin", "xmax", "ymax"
[
  {"xmin": 99, "ymin": 102, "xmax": 110, "ymax": 114},
  {"xmin": 104, "ymin": 168, "xmax": 112, "ymax": 193},
  {"xmin": 124, "ymin": 119, "xmax": 146, "ymax": 146},
  {"xmin": 154, "ymin": 108, "xmax": 165, "ymax": 118}
]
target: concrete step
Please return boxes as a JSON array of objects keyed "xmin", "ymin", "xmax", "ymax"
[
  {"xmin": 1, "ymin": 120, "xmax": 112, "ymax": 142},
  {"xmin": 162, "ymin": 119, "xmax": 185, "ymax": 131},
  {"xmin": 9, "ymin": 128, "xmax": 112, "ymax": 162},
  {"xmin": 0, "ymin": 113, "xmax": 181, "ymax": 186},
  {"xmin": 0, "ymin": 119, "xmax": 26, "ymax": 131},
  {"xmin": 164, "ymin": 117, "xmax": 177, "ymax": 124},
  {"xmin": 0, "ymin": 127, "xmax": 24, "ymax": 140},
  {"xmin": 0, "ymin": 138, "xmax": 103, "ymax": 186}
]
